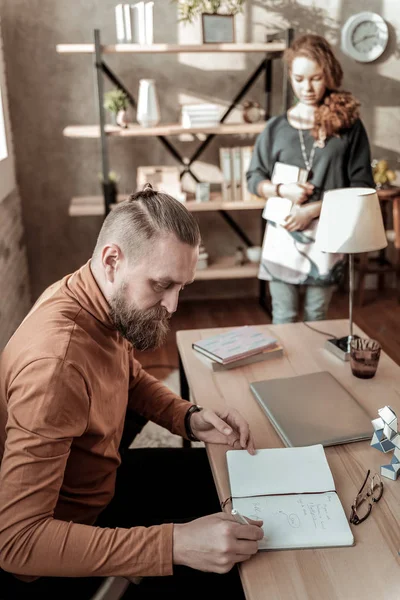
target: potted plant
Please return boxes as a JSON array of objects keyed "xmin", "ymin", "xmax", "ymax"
[
  {"xmin": 103, "ymin": 89, "xmax": 129, "ymax": 128},
  {"xmin": 98, "ymin": 171, "xmax": 120, "ymax": 208},
  {"xmin": 173, "ymin": 0, "xmax": 245, "ymax": 43}
]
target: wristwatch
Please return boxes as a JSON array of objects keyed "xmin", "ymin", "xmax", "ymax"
[{"xmin": 184, "ymin": 405, "xmax": 203, "ymax": 442}]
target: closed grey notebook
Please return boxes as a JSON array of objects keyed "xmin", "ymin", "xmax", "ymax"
[{"xmin": 250, "ymin": 371, "xmax": 372, "ymax": 447}]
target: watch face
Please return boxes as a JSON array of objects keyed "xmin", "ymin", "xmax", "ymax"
[{"xmin": 341, "ymin": 12, "xmax": 388, "ymax": 63}]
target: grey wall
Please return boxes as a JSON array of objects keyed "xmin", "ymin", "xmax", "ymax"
[{"xmin": 1, "ymin": 0, "xmax": 399, "ymax": 300}]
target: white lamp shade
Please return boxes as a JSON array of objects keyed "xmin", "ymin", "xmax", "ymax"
[{"xmin": 315, "ymin": 187, "xmax": 388, "ymax": 254}]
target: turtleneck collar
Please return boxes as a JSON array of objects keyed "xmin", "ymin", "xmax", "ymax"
[{"xmin": 64, "ymin": 260, "xmax": 115, "ymax": 330}]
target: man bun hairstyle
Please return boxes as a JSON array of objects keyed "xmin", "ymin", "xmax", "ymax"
[{"xmin": 93, "ymin": 184, "xmax": 200, "ymax": 260}]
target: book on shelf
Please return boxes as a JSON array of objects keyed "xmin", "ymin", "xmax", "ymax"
[
  {"xmin": 115, "ymin": 5, "xmax": 126, "ymax": 42},
  {"xmin": 144, "ymin": 1, "xmax": 154, "ymax": 45},
  {"xmin": 219, "ymin": 146, "xmax": 255, "ymax": 202},
  {"xmin": 123, "ymin": 4, "xmax": 133, "ymax": 41},
  {"xmin": 227, "ymin": 444, "xmax": 354, "ymax": 550},
  {"xmin": 195, "ymin": 344, "xmax": 283, "ymax": 371},
  {"xmin": 219, "ymin": 147, "xmax": 233, "ymax": 202},
  {"xmin": 192, "ymin": 326, "xmax": 279, "ymax": 365},
  {"xmin": 240, "ymin": 146, "xmax": 254, "ymax": 201},
  {"xmin": 231, "ymin": 147, "xmax": 242, "ymax": 202}
]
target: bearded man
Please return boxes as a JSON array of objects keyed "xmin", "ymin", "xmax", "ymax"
[{"xmin": 0, "ymin": 186, "xmax": 263, "ymax": 600}]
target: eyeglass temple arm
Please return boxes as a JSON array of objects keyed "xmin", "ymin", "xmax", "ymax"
[{"xmin": 357, "ymin": 469, "xmax": 371, "ymax": 497}]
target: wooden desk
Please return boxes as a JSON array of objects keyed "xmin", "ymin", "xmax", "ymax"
[{"xmin": 177, "ymin": 320, "xmax": 400, "ymax": 600}]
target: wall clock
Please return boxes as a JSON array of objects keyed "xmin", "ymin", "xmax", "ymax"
[{"xmin": 341, "ymin": 12, "xmax": 389, "ymax": 63}]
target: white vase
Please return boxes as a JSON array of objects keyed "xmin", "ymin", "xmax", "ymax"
[{"xmin": 136, "ymin": 79, "xmax": 160, "ymax": 128}]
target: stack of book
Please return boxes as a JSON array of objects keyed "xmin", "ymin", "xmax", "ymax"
[
  {"xmin": 219, "ymin": 146, "xmax": 259, "ymax": 202},
  {"xmin": 181, "ymin": 104, "xmax": 222, "ymax": 129},
  {"xmin": 192, "ymin": 326, "xmax": 283, "ymax": 371},
  {"xmin": 197, "ymin": 244, "xmax": 209, "ymax": 270}
]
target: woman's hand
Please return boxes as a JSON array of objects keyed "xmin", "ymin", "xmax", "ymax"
[
  {"xmin": 189, "ymin": 407, "xmax": 256, "ymax": 455},
  {"xmin": 280, "ymin": 182, "xmax": 314, "ymax": 204},
  {"xmin": 283, "ymin": 204, "xmax": 315, "ymax": 232}
]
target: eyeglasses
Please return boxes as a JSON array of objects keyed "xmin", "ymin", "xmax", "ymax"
[{"xmin": 349, "ymin": 470, "xmax": 384, "ymax": 525}]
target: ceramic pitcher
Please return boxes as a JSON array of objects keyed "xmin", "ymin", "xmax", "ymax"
[{"xmin": 136, "ymin": 79, "xmax": 160, "ymax": 128}]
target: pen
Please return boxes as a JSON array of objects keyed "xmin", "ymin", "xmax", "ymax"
[
  {"xmin": 231, "ymin": 509, "xmax": 251, "ymax": 525},
  {"xmin": 232, "ymin": 509, "xmax": 267, "ymax": 542}
]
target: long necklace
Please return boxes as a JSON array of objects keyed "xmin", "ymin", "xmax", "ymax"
[
  {"xmin": 298, "ymin": 128, "xmax": 316, "ymax": 178},
  {"xmin": 297, "ymin": 111, "xmax": 317, "ymax": 178}
]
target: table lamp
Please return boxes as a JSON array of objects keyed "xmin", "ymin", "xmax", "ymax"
[{"xmin": 315, "ymin": 187, "xmax": 387, "ymax": 360}]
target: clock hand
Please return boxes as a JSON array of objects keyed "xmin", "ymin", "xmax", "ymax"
[{"xmin": 354, "ymin": 34, "xmax": 380, "ymax": 47}]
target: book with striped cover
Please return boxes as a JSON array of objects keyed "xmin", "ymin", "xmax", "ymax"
[{"xmin": 192, "ymin": 326, "xmax": 278, "ymax": 365}]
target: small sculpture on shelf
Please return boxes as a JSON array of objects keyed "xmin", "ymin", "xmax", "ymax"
[
  {"xmin": 371, "ymin": 406, "xmax": 400, "ymax": 481},
  {"xmin": 372, "ymin": 159, "xmax": 396, "ymax": 189},
  {"xmin": 103, "ymin": 89, "xmax": 129, "ymax": 128},
  {"xmin": 234, "ymin": 246, "xmax": 247, "ymax": 266},
  {"xmin": 242, "ymin": 101, "xmax": 263, "ymax": 124}
]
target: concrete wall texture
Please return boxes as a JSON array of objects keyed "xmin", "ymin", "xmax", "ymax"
[
  {"xmin": 1, "ymin": 0, "xmax": 399, "ymax": 302},
  {"xmin": 0, "ymin": 17, "xmax": 30, "ymax": 348}
]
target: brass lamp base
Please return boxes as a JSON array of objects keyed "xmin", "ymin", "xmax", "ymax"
[{"xmin": 324, "ymin": 335, "xmax": 360, "ymax": 361}]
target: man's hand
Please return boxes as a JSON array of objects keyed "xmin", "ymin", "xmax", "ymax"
[
  {"xmin": 283, "ymin": 204, "xmax": 314, "ymax": 232},
  {"xmin": 280, "ymin": 182, "xmax": 314, "ymax": 205},
  {"xmin": 189, "ymin": 407, "xmax": 255, "ymax": 455},
  {"xmin": 173, "ymin": 513, "xmax": 264, "ymax": 573}
]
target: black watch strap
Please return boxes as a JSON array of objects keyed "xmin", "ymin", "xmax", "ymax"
[{"xmin": 184, "ymin": 405, "xmax": 202, "ymax": 442}]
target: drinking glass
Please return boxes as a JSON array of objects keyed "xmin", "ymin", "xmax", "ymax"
[{"xmin": 350, "ymin": 338, "xmax": 381, "ymax": 379}]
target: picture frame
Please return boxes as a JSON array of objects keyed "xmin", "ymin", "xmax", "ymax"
[{"xmin": 201, "ymin": 13, "xmax": 235, "ymax": 44}]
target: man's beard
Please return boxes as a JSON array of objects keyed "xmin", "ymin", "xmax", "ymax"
[{"xmin": 109, "ymin": 284, "xmax": 171, "ymax": 350}]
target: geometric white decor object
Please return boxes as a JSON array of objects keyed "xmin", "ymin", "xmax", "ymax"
[{"xmin": 372, "ymin": 406, "xmax": 400, "ymax": 480}]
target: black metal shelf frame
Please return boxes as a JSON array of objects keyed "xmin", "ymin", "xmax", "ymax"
[{"xmin": 92, "ymin": 28, "xmax": 294, "ymax": 313}]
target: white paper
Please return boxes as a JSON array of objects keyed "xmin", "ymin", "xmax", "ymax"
[
  {"xmin": 233, "ymin": 492, "xmax": 354, "ymax": 549},
  {"xmin": 227, "ymin": 445, "xmax": 335, "ymax": 497},
  {"xmin": 262, "ymin": 197, "xmax": 292, "ymax": 225}
]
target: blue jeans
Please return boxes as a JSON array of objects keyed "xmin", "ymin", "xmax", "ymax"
[{"xmin": 269, "ymin": 281, "xmax": 335, "ymax": 324}]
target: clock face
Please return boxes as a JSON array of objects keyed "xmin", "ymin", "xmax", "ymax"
[{"xmin": 341, "ymin": 12, "xmax": 388, "ymax": 63}]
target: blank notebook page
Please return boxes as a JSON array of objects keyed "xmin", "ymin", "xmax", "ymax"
[{"xmin": 227, "ymin": 445, "xmax": 335, "ymax": 497}]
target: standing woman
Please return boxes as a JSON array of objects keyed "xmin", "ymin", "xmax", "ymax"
[{"xmin": 246, "ymin": 34, "xmax": 374, "ymax": 324}]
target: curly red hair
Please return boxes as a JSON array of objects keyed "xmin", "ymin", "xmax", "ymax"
[{"xmin": 284, "ymin": 34, "xmax": 360, "ymax": 139}]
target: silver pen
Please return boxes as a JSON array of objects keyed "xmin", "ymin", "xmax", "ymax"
[
  {"xmin": 231, "ymin": 508, "xmax": 251, "ymax": 525},
  {"xmin": 232, "ymin": 508, "xmax": 267, "ymax": 541}
]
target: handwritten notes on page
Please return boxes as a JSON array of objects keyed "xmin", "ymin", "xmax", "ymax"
[{"xmin": 233, "ymin": 492, "xmax": 353, "ymax": 549}]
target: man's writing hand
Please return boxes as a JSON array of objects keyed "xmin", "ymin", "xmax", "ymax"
[
  {"xmin": 173, "ymin": 513, "xmax": 264, "ymax": 573},
  {"xmin": 189, "ymin": 407, "xmax": 256, "ymax": 455}
]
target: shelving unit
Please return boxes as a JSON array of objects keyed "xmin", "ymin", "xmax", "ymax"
[
  {"xmin": 63, "ymin": 122, "xmax": 266, "ymax": 139},
  {"xmin": 57, "ymin": 30, "xmax": 293, "ymax": 302}
]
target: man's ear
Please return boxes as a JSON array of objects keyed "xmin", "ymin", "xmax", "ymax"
[{"xmin": 101, "ymin": 244, "xmax": 123, "ymax": 283}]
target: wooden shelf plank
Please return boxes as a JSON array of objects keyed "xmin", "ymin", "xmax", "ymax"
[
  {"xmin": 195, "ymin": 256, "xmax": 259, "ymax": 280},
  {"xmin": 63, "ymin": 122, "xmax": 266, "ymax": 139},
  {"xmin": 57, "ymin": 42, "xmax": 286, "ymax": 54},
  {"xmin": 68, "ymin": 195, "xmax": 265, "ymax": 217}
]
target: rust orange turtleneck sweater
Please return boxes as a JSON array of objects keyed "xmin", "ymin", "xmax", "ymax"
[{"xmin": 0, "ymin": 261, "xmax": 193, "ymax": 579}]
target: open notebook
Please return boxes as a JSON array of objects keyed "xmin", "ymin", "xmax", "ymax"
[{"xmin": 227, "ymin": 445, "xmax": 354, "ymax": 551}]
